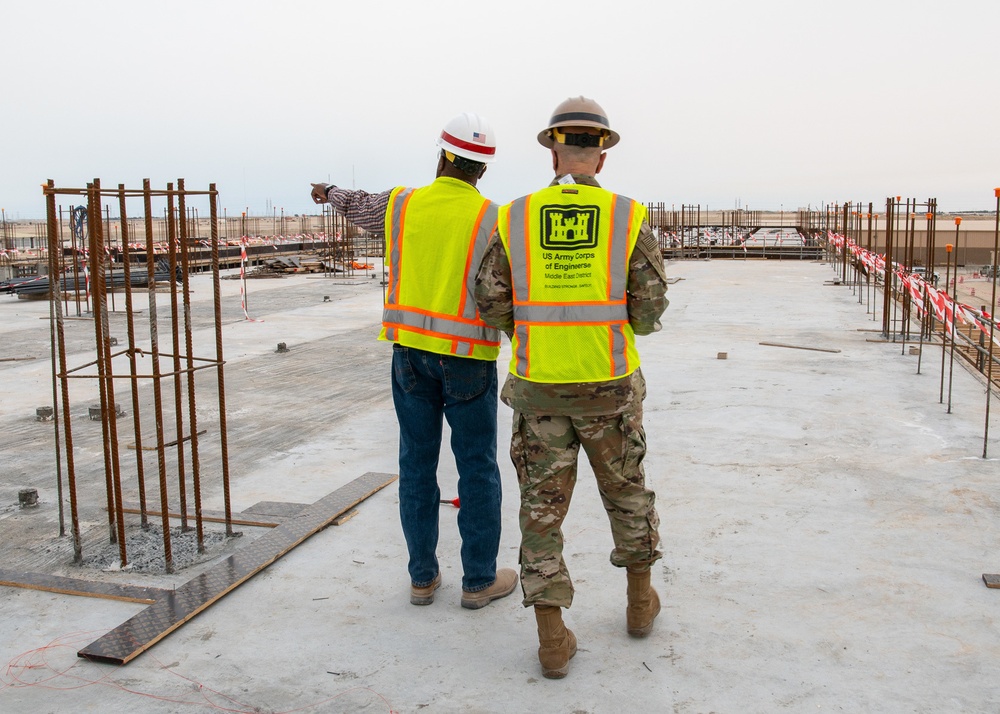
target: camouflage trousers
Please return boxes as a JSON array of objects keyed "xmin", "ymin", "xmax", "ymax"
[{"xmin": 510, "ymin": 406, "xmax": 662, "ymax": 608}]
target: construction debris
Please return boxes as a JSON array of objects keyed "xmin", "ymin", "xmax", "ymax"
[{"xmin": 227, "ymin": 253, "xmax": 375, "ymax": 278}]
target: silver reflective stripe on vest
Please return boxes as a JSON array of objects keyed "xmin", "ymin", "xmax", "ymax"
[
  {"xmin": 609, "ymin": 323, "xmax": 628, "ymax": 376},
  {"xmin": 506, "ymin": 197, "xmax": 530, "ymax": 300},
  {"xmin": 383, "ymin": 308, "xmax": 499, "ymax": 343},
  {"xmin": 512, "ymin": 303, "xmax": 627, "ymax": 324},
  {"xmin": 387, "ymin": 187, "xmax": 415, "ymax": 303},
  {"xmin": 514, "ymin": 324, "xmax": 530, "ymax": 378},
  {"xmin": 608, "ymin": 195, "xmax": 632, "ymax": 299},
  {"xmin": 460, "ymin": 202, "xmax": 499, "ymax": 321}
]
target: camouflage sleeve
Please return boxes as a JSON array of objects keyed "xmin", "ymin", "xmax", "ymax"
[
  {"xmin": 474, "ymin": 231, "xmax": 515, "ymax": 333},
  {"xmin": 627, "ymin": 220, "xmax": 668, "ymax": 336}
]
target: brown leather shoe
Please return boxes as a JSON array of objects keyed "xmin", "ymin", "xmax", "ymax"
[
  {"xmin": 535, "ymin": 605, "xmax": 577, "ymax": 679},
  {"xmin": 460, "ymin": 567, "xmax": 518, "ymax": 610},
  {"xmin": 410, "ymin": 572, "xmax": 441, "ymax": 606},
  {"xmin": 626, "ymin": 567, "xmax": 661, "ymax": 637}
]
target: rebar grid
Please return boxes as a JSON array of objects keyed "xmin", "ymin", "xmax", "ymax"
[{"xmin": 42, "ymin": 179, "xmax": 233, "ymax": 572}]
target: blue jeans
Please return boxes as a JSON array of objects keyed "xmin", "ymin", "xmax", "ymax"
[{"xmin": 391, "ymin": 344, "xmax": 502, "ymax": 592}]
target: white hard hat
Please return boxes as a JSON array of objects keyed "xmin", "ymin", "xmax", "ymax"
[{"xmin": 436, "ymin": 112, "xmax": 497, "ymax": 164}]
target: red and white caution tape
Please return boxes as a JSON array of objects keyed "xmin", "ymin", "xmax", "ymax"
[{"xmin": 239, "ymin": 239, "xmax": 263, "ymax": 322}]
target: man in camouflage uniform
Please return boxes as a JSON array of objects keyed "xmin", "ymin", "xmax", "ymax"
[{"xmin": 474, "ymin": 96, "xmax": 668, "ymax": 678}]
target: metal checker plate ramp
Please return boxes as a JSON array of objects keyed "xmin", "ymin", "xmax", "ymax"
[
  {"xmin": 0, "ymin": 570, "xmax": 168, "ymax": 604},
  {"xmin": 77, "ymin": 471, "xmax": 397, "ymax": 664}
]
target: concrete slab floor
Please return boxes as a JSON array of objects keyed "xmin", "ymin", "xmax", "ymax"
[{"xmin": 1, "ymin": 259, "xmax": 999, "ymax": 713}]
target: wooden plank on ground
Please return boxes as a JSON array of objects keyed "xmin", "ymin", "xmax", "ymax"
[
  {"xmin": 119, "ymin": 505, "xmax": 282, "ymax": 529},
  {"xmin": 77, "ymin": 471, "xmax": 397, "ymax": 665},
  {"xmin": 0, "ymin": 569, "xmax": 167, "ymax": 604},
  {"xmin": 332, "ymin": 509, "xmax": 359, "ymax": 526},
  {"xmin": 759, "ymin": 341, "xmax": 841, "ymax": 354}
]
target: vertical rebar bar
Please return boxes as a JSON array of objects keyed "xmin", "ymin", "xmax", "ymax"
[
  {"xmin": 57, "ymin": 206, "xmax": 68, "ymax": 318},
  {"xmin": 45, "ymin": 182, "xmax": 67, "ymax": 538},
  {"xmin": 865, "ymin": 207, "xmax": 874, "ymax": 310},
  {"xmin": 70, "ymin": 205, "xmax": 82, "ymax": 317},
  {"xmin": 118, "ymin": 185, "xmax": 148, "ymax": 528},
  {"xmin": 882, "ymin": 198, "xmax": 895, "ymax": 337},
  {"xmin": 209, "ymin": 184, "xmax": 234, "ymax": 535},
  {"xmin": 941, "ymin": 241, "xmax": 954, "ymax": 404},
  {"xmin": 946, "ymin": 289, "xmax": 957, "ymax": 415},
  {"xmin": 945, "ymin": 307, "xmax": 961, "ymax": 416},
  {"xmin": 983, "ymin": 189, "xmax": 1000, "ymax": 458},
  {"xmin": 87, "ymin": 181, "xmax": 121, "ymax": 549},
  {"xmin": 96, "ymin": 181, "xmax": 128, "ymax": 563},
  {"xmin": 900, "ymin": 208, "xmax": 915, "ymax": 352},
  {"xmin": 47, "ymin": 182, "xmax": 82, "ymax": 561},
  {"xmin": 177, "ymin": 179, "xmax": 206, "ymax": 552},
  {"xmin": 840, "ymin": 204, "xmax": 849, "ymax": 284},
  {"xmin": 105, "ymin": 204, "xmax": 116, "ymax": 314},
  {"xmin": 916, "ymin": 210, "xmax": 932, "ymax": 373},
  {"xmin": 166, "ymin": 184, "xmax": 190, "ymax": 531},
  {"xmin": 143, "ymin": 179, "xmax": 175, "ymax": 573}
]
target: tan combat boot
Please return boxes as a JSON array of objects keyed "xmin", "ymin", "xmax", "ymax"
[
  {"xmin": 626, "ymin": 567, "xmax": 661, "ymax": 637},
  {"xmin": 534, "ymin": 605, "xmax": 577, "ymax": 679}
]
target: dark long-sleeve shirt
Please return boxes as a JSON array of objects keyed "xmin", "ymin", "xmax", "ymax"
[{"xmin": 324, "ymin": 186, "xmax": 393, "ymax": 233}]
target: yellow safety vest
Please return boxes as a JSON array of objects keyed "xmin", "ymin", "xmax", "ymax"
[
  {"xmin": 498, "ymin": 183, "xmax": 645, "ymax": 382},
  {"xmin": 381, "ymin": 177, "xmax": 501, "ymax": 360}
]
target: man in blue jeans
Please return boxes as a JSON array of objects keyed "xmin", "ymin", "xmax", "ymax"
[{"xmin": 310, "ymin": 112, "xmax": 517, "ymax": 609}]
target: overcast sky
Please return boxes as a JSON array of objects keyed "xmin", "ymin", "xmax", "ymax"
[{"xmin": 2, "ymin": 0, "xmax": 999, "ymax": 220}]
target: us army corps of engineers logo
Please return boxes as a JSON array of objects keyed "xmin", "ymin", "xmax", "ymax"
[{"xmin": 540, "ymin": 205, "xmax": 600, "ymax": 251}]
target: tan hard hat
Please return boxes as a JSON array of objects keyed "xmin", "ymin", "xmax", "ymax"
[{"xmin": 537, "ymin": 96, "xmax": 620, "ymax": 149}]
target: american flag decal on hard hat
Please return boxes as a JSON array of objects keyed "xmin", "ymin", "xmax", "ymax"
[{"xmin": 472, "ymin": 132, "xmax": 487, "ymax": 144}]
